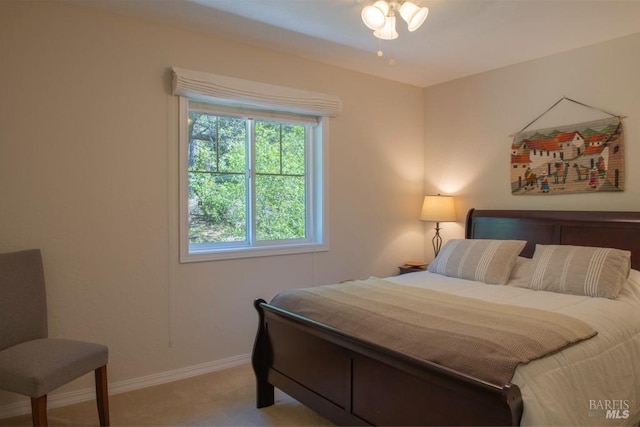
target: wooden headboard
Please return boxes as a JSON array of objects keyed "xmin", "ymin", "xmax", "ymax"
[{"xmin": 465, "ymin": 209, "xmax": 640, "ymax": 270}]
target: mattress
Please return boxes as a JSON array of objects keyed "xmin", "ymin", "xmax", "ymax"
[{"xmin": 388, "ymin": 263, "xmax": 640, "ymax": 426}]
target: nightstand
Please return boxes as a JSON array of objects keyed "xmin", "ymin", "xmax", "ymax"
[{"xmin": 398, "ymin": 262, "xmax": 428, "ymax": 275}]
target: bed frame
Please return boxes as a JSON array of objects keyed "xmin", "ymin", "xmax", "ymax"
[{"xmin": 252, "ymin": 209, "xmax": 640, "ymax": 426}]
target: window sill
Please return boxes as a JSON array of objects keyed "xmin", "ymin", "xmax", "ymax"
[{"xmin": 180, "ymin": 242, "xmax": 329, "ymax": 263}]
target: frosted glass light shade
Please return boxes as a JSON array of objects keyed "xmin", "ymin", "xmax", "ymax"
[
  {"xmin": 373, "ymin": 15, "xmax": 398, "ymax": 40},
  {"xmin": 361, "ymin": 1, "xmax": 389, "ymax": 30},
  {"xmin": 399, "ymin": 1, "xmax": 429, "ymax": 31},
  {"xmin": 420, "ymin": 195, "xmax": 456, "ymax": 222}
]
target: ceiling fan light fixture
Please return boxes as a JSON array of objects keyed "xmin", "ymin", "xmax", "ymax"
[
  {"xmin": 373, "ymin": 15, "xmax": 398, "ymax": 40},
  {"xmin": 361, "ymin": 0, "xmax": 389, "ymax": 30},
  {"xmin": 399, "ymin": 1, "xmax": 429, "ymax": 31}
]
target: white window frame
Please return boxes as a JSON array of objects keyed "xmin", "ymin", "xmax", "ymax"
[
  {"xmin": 179, "ymin": 98, "xmax": 329, "ymax": 262},
  {"xmin": 172, "ymin": 67, "xmax": 340, "ymax": 263}
]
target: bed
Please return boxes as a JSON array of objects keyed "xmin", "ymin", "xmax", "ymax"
[{"xmin": 251, "ymin": 209, "xmax": 640, "ymax": 426}]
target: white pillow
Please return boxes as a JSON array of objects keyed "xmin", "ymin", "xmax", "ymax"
[
  {"xmin": 428, "ymin": 239, "xmax": 526, "ymax": 285},
  {"xmin": 508, "ymin": 256, "xmax": 532, "ymax": 281},
  {"xmin": 627, "ymin": 268, "xmax": 640, "ymax": 292}
]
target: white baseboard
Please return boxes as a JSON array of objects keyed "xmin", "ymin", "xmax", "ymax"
[{"xmin": 0, "ymin": 353, "xmax": 251, "ymax": 420}]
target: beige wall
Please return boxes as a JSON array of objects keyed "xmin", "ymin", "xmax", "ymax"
[
  {"xmin": 0, "ymin": 1, "xmax": 424, "ymax": 408},
  {"xmin": 423, "ymin": 32, "xmax": 640, "ymax": 256},
  {"xmin": 2, "ymin": 0, "xmax": 638, "ymax": 413}
]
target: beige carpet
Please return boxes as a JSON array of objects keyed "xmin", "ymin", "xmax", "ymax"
[{"xmin": 0, "ymin": 364, "xmax": 333, "ymax": 426}]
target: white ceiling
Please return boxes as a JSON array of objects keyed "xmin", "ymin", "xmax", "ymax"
[{"xmin": 69, "ymin": 0, "xmax": 640, "ymax": 87}]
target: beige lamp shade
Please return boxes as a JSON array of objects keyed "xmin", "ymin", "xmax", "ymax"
[{"xmin": 420, "ymin": 195, "xmax": 456, "ymax": 222}]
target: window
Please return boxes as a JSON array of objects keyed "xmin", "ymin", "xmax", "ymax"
[
  {"xmin": 172, "ymin": 67, "xmax": 341, "ymax": 262},
  {"xmin": 180, "ymin": 100, "xmax": 327, "ymax": 261}
]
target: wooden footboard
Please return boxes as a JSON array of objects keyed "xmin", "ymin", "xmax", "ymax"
[{"xmin": 252, "ymin": 298, "xmax": 523, "ymax": 426}]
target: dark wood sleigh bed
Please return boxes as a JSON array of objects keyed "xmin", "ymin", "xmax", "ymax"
[{"xmin": 252, "ymin": 209, "xmax": 640, "ymax": 426}]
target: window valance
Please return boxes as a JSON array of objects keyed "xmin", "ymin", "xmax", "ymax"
[{"xmin": 171, "ymin": 67, "xmax": 342, "ymax": 117}]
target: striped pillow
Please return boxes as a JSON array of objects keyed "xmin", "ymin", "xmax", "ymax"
[
  {"xmin": 427, "ymin": 239, "xmax": 526, "ymax": 285},
  {"xmin": 517, "ymin": 244, "xmax": 631, "ymax": 298}
]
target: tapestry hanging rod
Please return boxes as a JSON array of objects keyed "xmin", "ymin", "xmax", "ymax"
[{"xmin": 509, "ymin": 96, "xmax": 627, "ymax": 138}]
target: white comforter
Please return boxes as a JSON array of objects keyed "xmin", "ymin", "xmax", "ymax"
[{"xmin": 388, "ymin": 263, "xmax": 640, "ymax": 426}]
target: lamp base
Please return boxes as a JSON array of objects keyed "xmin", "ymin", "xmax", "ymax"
[{"xmin": 432, "ymin": 222, "xmax": 443, "ymax": 257}]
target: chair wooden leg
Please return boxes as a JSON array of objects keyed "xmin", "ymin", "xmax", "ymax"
[
  {"xmin": 30, "ymin": 395, "xmax": 47, "ymax": 427},
  {"xmin": 95, "ymin": 365, "xmax": 110, "ymax": 426}
]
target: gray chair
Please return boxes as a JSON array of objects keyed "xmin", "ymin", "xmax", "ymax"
[{"xmin": 0, "ymin": 249, "xmax": 109, "ymax": 426}]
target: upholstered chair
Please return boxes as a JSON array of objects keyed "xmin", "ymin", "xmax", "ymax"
[{"xmin": 0, "ymin": 249, "xmax": 109, "ymax": 426}]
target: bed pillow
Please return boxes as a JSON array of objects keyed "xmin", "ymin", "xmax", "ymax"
[
  {"xmin": 515, "ymin": 244, "xmax": 631, "ymax": 298},
  {"xmin": 508, "ymin": 256, "xmax": 532, "ymax": 281},
  {"xmin": 427, "ymin": 239, "xmax": 526, "ymax": 285}
]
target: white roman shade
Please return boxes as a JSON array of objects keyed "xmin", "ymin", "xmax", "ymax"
[{"xmin": 171, "ymin": 67, "xmax": 342, "ymax": 117}]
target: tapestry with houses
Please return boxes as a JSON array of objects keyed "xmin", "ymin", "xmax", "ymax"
[{"xmin": 511, "ymin": 117, "xmax": 624, "ymax": 195}]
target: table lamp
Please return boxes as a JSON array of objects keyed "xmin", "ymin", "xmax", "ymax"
[{"xmin": 420, "ymin": 194, "xmax": 456, "ymax": 257}]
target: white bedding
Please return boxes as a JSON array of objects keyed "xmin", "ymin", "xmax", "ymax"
[{"xmin": 387, "ymin": 263, "xmax": 640, "ymax": 426}]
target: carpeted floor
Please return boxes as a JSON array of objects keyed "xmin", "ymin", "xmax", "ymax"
[{"xmin": 0, "ymin": 364, "xmax": 333, "ymax": 426}]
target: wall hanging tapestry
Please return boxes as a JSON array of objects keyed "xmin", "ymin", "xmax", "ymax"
[{"xmin": 511, "ymin": 97, "xmax": 625, "ymax": 195}]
